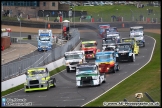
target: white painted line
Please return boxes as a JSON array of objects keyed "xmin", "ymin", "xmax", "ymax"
[
  {"xmin": 2, "ymin": 49, "xmax": 16, "ymax": 56},
  {"xmin": 81, "ymin": 35, "xmax": 156, "ymax": 107}
]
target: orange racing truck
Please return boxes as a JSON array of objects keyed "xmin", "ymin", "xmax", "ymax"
[
  {"xmin": 95, "ymin": 51, "xmax": 120, "ymax": 73},
  {"xmin": 81, "ymin": 41, "xmax": 100, "ymax": 59}
]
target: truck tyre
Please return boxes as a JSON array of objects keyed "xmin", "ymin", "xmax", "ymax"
[
  {"xmin": 116, "ymin": 64, "xmax": 120, "ymax": 71},
  {"xmin": 130, "ymin": 55, "xmax": 135, "ymax": 62},
  {"xmin": 112, "ymin": 66, "xmax": 116, "ymax": 73},
  {"xmin": 102, "ymin": 74, "xmax": 106, "ymax": 83},
  {"xmin": 98, "ymin": 77, "xmax": 101, "ymax": 86},
  {"xmin": 116, "ymin": 57, "xmax": 119, "ymax": 62},
  {"xmin": 52, "ymin": 78, "xmax": 56, "ymax": 87},
  {"xmin": 143, "ymin": 42, "xmax": 145, "ymax": 47},
  {"xmin": 66, "ymin": 66, "xmax": 70, "ymax": 73},
  {"xmin": 46, "ymin": 82, "xmax": 49, "ymax": 90}
]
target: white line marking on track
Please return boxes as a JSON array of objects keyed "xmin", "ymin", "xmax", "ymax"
[
  {"xmin": 2, "ymin": 49, "xmax": 16, "ymax": 56},
  {"xmin": 81, "ymin": 35, "xmax": 156, "ymax": 107},
  {"xmin": 38, "ymin": 95, "xmax": 47, "ymax": 97}
]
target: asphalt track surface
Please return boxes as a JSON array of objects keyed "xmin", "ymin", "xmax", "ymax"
[
  {"xmin": 3, "ymin": 28, "xmax": 155, "ymax": 107},
  {"xmin": 3, "ymin": 32, "xmax": 60, "ymax": 65}
]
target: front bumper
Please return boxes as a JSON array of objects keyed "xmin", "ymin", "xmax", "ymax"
[
  {"xmin": 38, "ymin": 47, "xmax": 52, "ymax": 51},
  {"xmin": 24, "ymin": 83, "xmax": 49, "ymax": 92},
  {"xmin": 85, "ymin": 54, "xmax": 95, "ymax": 59}
]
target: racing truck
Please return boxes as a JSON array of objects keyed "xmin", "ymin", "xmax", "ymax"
[
  {"xmin": 37, "ymin": 29, "xmax": 54, "ymax": 51},
  {"xmin": 121, "ymin": 38, "xmax": 139, "ymax": 55},
  {"xmin": 81, "ymin": 41, "xmax": 100, "ymax": 59},
  {"xmin": 64, "ymin": 50, "xmax": 85, "ymax": 72},
  {"xmin": 102, "ymin": 37, "xmax": 118, "ymax": 51},
  {"xmin": 106, "ymin": 32, "xmax": 120, "ymax": 43},
  {"xmin": 95, "ymin": 51, "xmax": 120, "ymax": 73},
  {"xmin": 24, "ymin": 67, "xmax": 56, "ymax": 92},
  {"xmin": 116, "ymin": 43, "xmax": 136, "ymax": 62},
  {"xmin": 98, "ymin": 24, "xmax": 110, "ymax": 38},
  {"xmin": 76, "ymin": 63, "xmax": 106, "ymax": 87},
  {"xmin": 130, "ymin": 26, "xmax": 145, "ymax": 47}
]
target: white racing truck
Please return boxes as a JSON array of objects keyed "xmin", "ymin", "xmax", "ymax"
[
  {"xmin": 64, "ymin": 50, "xmax": 85, "ymax": 72},
  {"xmin": 76, "ymin": 63, "xmax": 106, "ymax": 87},
  {"xmin": 129, "ymin": 26, "xmax": 145, "ymax": 47}
]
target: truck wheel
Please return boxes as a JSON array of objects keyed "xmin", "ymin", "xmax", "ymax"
[
  {"xmin": 98, "ymin": 77, "xmax": 101, "ymax": 86},
  {"xmin": 46, "ymin": 82, "xmax": 49, "ymax": 90},
  {"xmin": 143, "ymin": 42, "xmax": 145, "ymax": 47},
  {"xmin": 116, "ymin": 57, "xmax": 119, "ymax": 62},
  {"xmin": 66, "ymin": 66, "xmax": 70, "ymax": 73},
  {"xmin": 112, "ymin": 66, "xmax": 116, "ymax": 73},
  {"xmin": 102, "ymin": 74, "xmax": 106, "ymax": 83},
  {"xmin": 116, "ymin": 64, "xmax": 120, "ymax": 71},
  {"xmin": 52, "ymin": 78, "xmax": 56, "ymax": 87},
  {"xmin": 130, "ymin": 55, "xmax": 135, "ymax": 62}
]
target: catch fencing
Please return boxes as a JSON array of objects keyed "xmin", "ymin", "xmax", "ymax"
[
  {"xmin": 1, "ymin": 29, "xmax": 80, "ymax": 82},
  {"xmin": 78, "ymin": 10, "xmax": 160, "ymax": 24}
]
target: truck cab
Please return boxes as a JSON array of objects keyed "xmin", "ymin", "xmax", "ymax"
[
  {"xmin": 76, "ymin": 63, "xmax": 106, "ymax": 87},
  {"xmin": 24, "ymin": 67, "xmax": 56, "ymax": 92},
  {"xmin": 116, "ymin": 43, "xmax": 135, "ymax": 62},
  {"xmin": 121, "ymin": 38, "xmax": 139, "ymax": 55},
  {"xmin": 130, "ymin": 26, "xmax": 145, "ymax": 47},
  {"xmin": 81, "ymin": 41, "xmax": 100, "ymax": 59},
  {"xmin": 95, "ymin": 51, "xmax": 120, "ymax": 73},
  {"xmin": 102, "ymin": 37, "xmax": 118, "ymax": 51},
  {"xmin": 98, "ymin": 24, "xmax": 110, "ymax": 38},
  {"xmin": 37, "ymin": 29, "xmax": 53, "ymax": 51},
  {"xmin": 64, "ymin": 51, "xmax": 85, "ymax": 72}
]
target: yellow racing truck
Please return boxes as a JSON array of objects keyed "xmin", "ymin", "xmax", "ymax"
[
  {"xmin": 24, "ymin": 67, "xmax": 56, "ymax": 92},
  {"xmin": 121, "ymin": 38, "xmax": 139, "ymax": 55}
]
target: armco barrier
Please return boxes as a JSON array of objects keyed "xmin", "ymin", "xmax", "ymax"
[
  {"xmin": 2, "ymin": 40, "xmax": 81, "ymax": 92},
  {"xmin": 2, "ymin": 21, "xmax": 161, "ymax": 29}
]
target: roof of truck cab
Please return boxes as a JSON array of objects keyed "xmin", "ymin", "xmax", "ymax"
[
  {"xmin": 82, "ymin": 41, "xmax": 96, "ymax": 44},
  {"xmin": 96, "ymin": 51, "xmax": 114, "ymax": 55},
  {"xmin": 77, "ymin": 63, "xmax": 96, "ymax": 67},
  {"xmin": 28, "ymin": 67, "xmax": 45, "ymax": 71}
]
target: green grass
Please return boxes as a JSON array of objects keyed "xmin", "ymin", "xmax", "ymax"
[
  {"xmin": 1, "ymin": 65, "xmax": 66, "ymax": 96},
  {"xmin": 84, "ymin": 32, "xmax": 161, "ymax": 107},
  {"xmin": 38, "ymin": 5, "xmax": 160, "ymax": 23},
  {"xmin": 2, "ymin": 16, "xmax": 24, "ymax": 21}
]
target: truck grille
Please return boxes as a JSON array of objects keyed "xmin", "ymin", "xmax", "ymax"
[
  {"xmin": 81, "ymin": 77, "xmax": 92, "ymax": 85},
  {"xmin": 70, "ymin": 62, "xmax": 79, "ymax": 65},
  {"xmin": 29, "ymin": 80, "xmax": 39, "ymax": 85},
  {"xmin": 118, "ymin": 53, "xmax": 129, "ymax": 59},
  {"xmin": 30, "ymin": 85, "xmax": 39, "ymax": 88},
  {"xmin": 85, "ymin": 51, "xmax": 93, "ymax": 54}
]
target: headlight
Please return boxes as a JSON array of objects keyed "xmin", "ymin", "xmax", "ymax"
[
  {"xmin": 92, "ymin": 76, "xmax": 98, "ymax": 80},
  {"xmin": 95, "ymin": 62, "xmax": 99, "ymax": 65},
  {"xmin": 42, "ymin": 78, "xmax": 46, "ymax": 80},
  {"xmin": 79, "ymin": 60, "xmax": 82, "ymax": 64}
]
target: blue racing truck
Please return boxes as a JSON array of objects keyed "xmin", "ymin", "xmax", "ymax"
[{"xmin": 37, "ymin": 29, "xmax": 54, "ymax": 51}]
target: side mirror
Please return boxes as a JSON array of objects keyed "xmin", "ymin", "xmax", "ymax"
[
  {"xmin": 25, "ymin": 72, "xmax": 28, "ymax": 75},
  {"xmin": 115, "ymin": 48, "xmax": 119, "ymax": 52}
]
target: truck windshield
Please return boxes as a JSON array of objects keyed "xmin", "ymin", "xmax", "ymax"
[
  {"xmin": 131, "ymin": 28, "xmax": 143, "ymax": 32},
  {"xmin": 27, "ymin": 70, "xmax": 46, "ymax": 75},
  {"xmin": 83, "ymin": 43, "xmax": 95, "ymax": 47},
  {"xmin": 65, "ymin": 54, "xmax": 82, "ymax": 60},
  {"xmin": 122, "ymin": 39, "xmax": 134, "ymax": 45},
  {"xmin": 78, "ymin": 67, "xmax": 94, "ymax": 72},
  {"xmin": 39, "ymin": 36, "xmax": 50, "ymax": 41},
  {"xmin": 96, "ymin": 54, "xmax": 112, "ymax": 60},
  {"xmin": 103, "ymin": 39, "xmax": 116, "ymax": 44},
  {"xmin": 118, "ymin": 45, "xmax": 130, "ymax": 51}
]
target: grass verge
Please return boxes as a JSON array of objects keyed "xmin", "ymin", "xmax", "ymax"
[
  {"xmin": 1, "ymin": 65, "xmax": 66, "ymax": 96},
  {"xmin": 84, "ymin": 32, "xmax": 161, "ymax": 106}
]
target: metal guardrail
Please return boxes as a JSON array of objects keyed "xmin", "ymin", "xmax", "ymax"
[{"xmin": 1, "ymin": 28, "xmax": 80, "ymax": 82}]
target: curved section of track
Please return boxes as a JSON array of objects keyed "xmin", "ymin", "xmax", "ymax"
[{"xmin": 3, "ymin": 27, "xmax": 155, "ymax": 107}]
